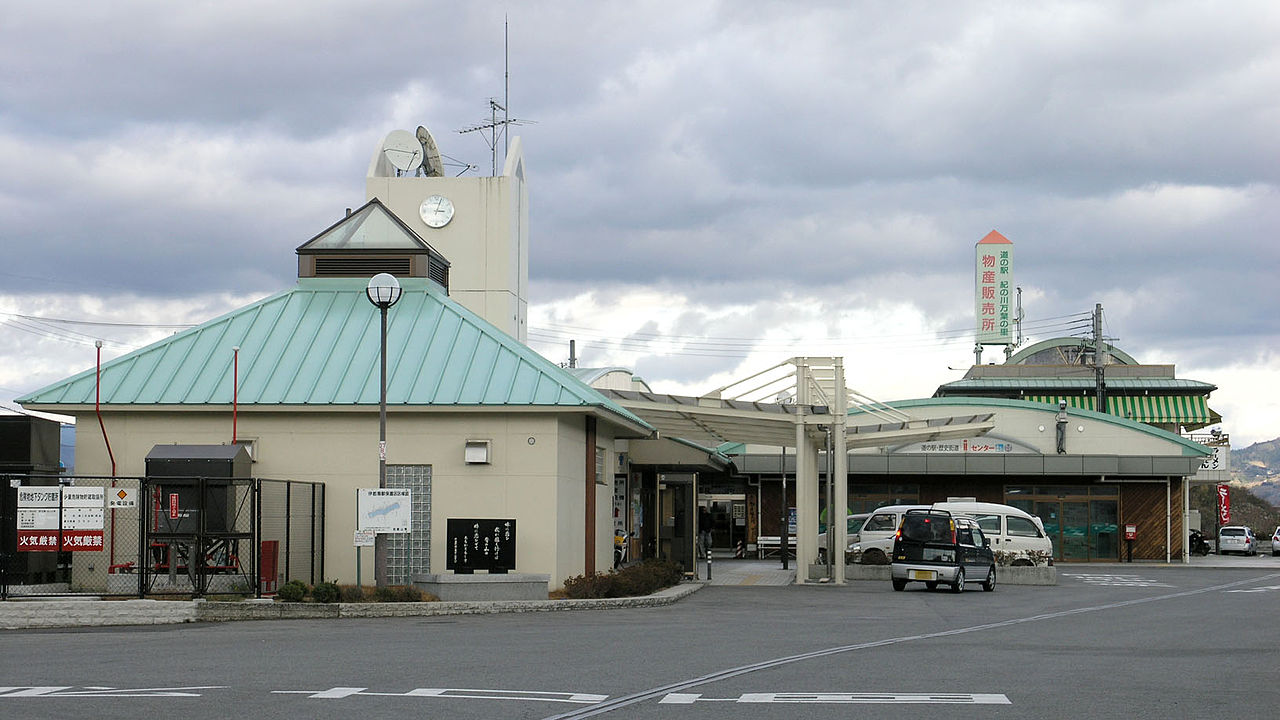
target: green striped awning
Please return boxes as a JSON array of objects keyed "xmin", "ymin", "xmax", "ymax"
[
  {"xmin": 1024, "ymin": 394, "xmax": 1211, "ymax": 425},
  {"xmin": 1106, "ymin": 395, "xmax": 1210, "ymax": 424},
  {"xmin": 1024, "ymin": 395, "xmax": 1097, "ymax": 410}
]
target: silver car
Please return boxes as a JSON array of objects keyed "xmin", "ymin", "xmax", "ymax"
[
  {"xmin": 1271, "ymin": 527, "xmax": 1280, "ymax": 557},
  {"xmin": 817, "ymin": 513, "xmax": 870, "ymax": 564},
  {"xmin": 1218, "ymin": 526, "xmax": 1256, "ymax": 556}
]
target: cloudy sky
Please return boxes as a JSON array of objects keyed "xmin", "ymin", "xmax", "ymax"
[{"xmin": 2, "ymin": 1, "xmax": 1277, "ymax": 447}]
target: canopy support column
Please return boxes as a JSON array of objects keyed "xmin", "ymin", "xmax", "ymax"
[{"xmin": 832, "ymin": 358, "xmax": 848, "ymax": 585}]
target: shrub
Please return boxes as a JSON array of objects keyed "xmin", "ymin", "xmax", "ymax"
[
  {"xmin": 993, "ymin": 549, "xmax": 1053, "ymax": 567},
  {"xmin": 373, "ymin": 584, "xmax": 425, "ymax": 603},
  {"xmin": 311, "ymin": 581, "xmax": 340, "ymax": 604},
  {"xmin": 562, "ymin": 559, "xmax": 684, "ymax": 599},
  {"xmin": 276, "ymin": 580, "xmax": 308, "ymax": 603},
  {"xmin": 338, "ymin": 584, "xmax": 373, "ymax": 603}
]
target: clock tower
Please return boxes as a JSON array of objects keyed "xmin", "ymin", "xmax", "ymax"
[{"xmin": 366, "ymin": 127, "xmax": 529, "ymax": 343}]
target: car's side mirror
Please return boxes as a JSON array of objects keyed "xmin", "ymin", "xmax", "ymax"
[{"xmin": 983, "ymin": 538, "xmax": 991, "ymax": 548}]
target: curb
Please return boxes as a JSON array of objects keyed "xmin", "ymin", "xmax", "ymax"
[{"xmin": 0, "ymin": 582, "xmax": 704, "ymax": 630}]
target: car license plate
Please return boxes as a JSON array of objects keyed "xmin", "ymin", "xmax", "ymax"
[{"xmin": 909, "ymin": 570, "xmax": 936, "ymax": 581}]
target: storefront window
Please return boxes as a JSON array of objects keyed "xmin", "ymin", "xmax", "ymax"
[{"xmin": 1005, "ymin": 484, "xmax": 1118, "ymax": 562}]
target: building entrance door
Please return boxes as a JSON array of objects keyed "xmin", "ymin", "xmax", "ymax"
[
  {"xmin": 699, "ymin": 494, "xmax": 746, "ymax": 556},
  {"xmin": 1024, "ymin": 491, "xmax": 1120, "ymax": 562},
  {"xmin": 658, "ymin": 475, "xmax": 695, "ymax": 573}
]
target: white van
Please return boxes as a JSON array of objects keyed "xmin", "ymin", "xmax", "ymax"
[
  {"xmin": 836, "ymin": 501, "xmax": 1054, "ymax": 566},
  {"xmin": 931, "ymin": 500, "xmax": 1054, "ymax": 565}
]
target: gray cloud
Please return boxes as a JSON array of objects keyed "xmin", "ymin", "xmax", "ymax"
[{"xmin": 3, "ymin": 0, "xmax": 1278, "ymax": 443}]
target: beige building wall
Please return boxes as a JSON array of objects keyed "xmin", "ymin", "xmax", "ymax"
[
  {"xmin": 865, "ymin": 403, "xmax": 1198, "ymax": 456},
  {"xmin": 70, "ymin": 407, "xmax": 616, "ymax": 590},
  {"xmin": 366, "ymin": 138, "xmax": 529, "ymax": 342}
]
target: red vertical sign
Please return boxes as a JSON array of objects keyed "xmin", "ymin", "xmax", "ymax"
[
  {"xmin": 1217, "ymin": 484, "xmax": 1231, "ymax": 525},
  {"xmin": 169, "ymin": 493, "xmax": 180, "ymax": 520}
]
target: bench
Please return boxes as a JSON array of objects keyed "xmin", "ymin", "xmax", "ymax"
[{"xmin": 754, "ymin": 536, "xmax": 797, "ymax": 559}]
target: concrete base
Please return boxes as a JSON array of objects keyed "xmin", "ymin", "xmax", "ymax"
[
  {"xmin": 106, "ymin": 573, "xmax": 252, "ymax": 595},
  {"xmin": 413, "ymin": 573, "xmax": 551, "ymax": 601}
]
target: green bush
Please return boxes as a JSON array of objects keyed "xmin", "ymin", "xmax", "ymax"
[
  {"xmin": 562, "ymin": 559, "xmax": 684, "ymax": 599},
  {"xmin": 276, "ymin": 580, "xmax": 308, "ymax": 603},
  {"xmin": 311, "ymin": 581, "xmax": 340, "ymax": 604}
]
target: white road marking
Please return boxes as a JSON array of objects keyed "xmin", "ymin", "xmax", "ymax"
[
  {"xmin": 273, "ymin": 687, "xmax": 607, "ymax": 704},
  {"xmin": 544, "ymin": 572, "xmax": 1280, "ymax": 719},
  {"xmin": 0, "ymin": 686, "xmax": 222, "ymax": 698},
  {"xmin": 660, "ymin": 692, "xmax": 1011, "ymax": 704},
  {"xmin": 1225, "ymin": 585, "xmax": 1280, "ymax": 593},
  {"xmin": 1060, "ymin": 573, "xmax": 1172, "ymax": 587}
]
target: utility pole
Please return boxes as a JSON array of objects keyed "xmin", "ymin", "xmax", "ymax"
[{"xmin": 1093, "ymin": 303, "xmax": 1108, "ymax": 414}]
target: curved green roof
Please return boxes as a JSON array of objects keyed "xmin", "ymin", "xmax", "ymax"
[
  {"xmin": 1006, "ymin": 337, "xmax": 1138, "ymax": 365},
  {"xmin": 19, "ymin": 278, "xmax": 651, "ymax": 432},
  {"xmin": 859, "ymin": 396, "xmax": 1210, "ymax": 456}
]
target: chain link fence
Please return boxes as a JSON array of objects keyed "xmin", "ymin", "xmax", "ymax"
[{"xmin": 0, "ymin": 474, "xmax": 323, "ymax": 599}]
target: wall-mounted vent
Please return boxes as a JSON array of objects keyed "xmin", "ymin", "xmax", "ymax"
[
  {"xmin": 314, "ymin": 257, "xmax": 412, "ymax": 277},
  {"xmin": 428, "ymin": 257, "xmax": 449, "ymax": 289}
]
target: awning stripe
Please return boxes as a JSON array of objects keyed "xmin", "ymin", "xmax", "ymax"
[
  {"xmin": 1025, "ymin": 394, "xmax": 1210, "ymax": 424},
  {"xmin": 1107, "ymin": 395, "xmax": 1210, "ymax": 423},
  {"xmin": 1024, "ymin": 395, "xmax": 1097, "ymax": 410}
]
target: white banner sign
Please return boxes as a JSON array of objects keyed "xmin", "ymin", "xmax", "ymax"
[
  {"xmin": 17, "ymin": 487, "xmax": 60, "ymax": 508},
  {"xmin": 975, "ymin": 230, "xmax": 1014, "ymax": 345},
  {"xmin": 17, "ymin": 509, "xmax": 59, "ymax": 530},
  {"xmin": 61, "ymin": 486, "xmax": 105, "ymax": 508},
  {"xmin": 108, "ymin": 487, "xmax": 138, "ymax": 509}
]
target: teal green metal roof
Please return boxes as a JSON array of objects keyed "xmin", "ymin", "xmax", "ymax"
[{"xmin": 19, "ymin": 278, "xmax": 652, "ymax": 432}]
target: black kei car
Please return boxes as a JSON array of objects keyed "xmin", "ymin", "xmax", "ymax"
[{"xmin": 890, "ymin": 509, "xmax": 996, "ymax": 593}]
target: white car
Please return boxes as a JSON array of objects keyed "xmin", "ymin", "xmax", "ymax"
[
  {"xmin": 1218, "ymin": 526, "xmax": 1256, "ymax": 556},
  {"xmin": 1273, "ymin": 527, "xmax": 1280, "ymax": 557},
  {"xmin": 931, "ymin": 501, "xmax": 1055, "ymax": 566},
  {"xmin": 817, "ymin": 513, "xmax": 870, "ymax": 564},
  {"xmin": 818, "ymin": 506, "xmax": 919, "ymax": 565}
]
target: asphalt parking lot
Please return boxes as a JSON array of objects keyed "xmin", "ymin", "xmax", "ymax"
[{"xmin": 4, "ymin": 561, "xmax": 1279, "ymax": 719}]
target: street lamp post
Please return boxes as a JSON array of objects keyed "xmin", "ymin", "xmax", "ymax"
[{"xmin": 366, "ymin": 273, "xmax": 403, "ymax": 587}]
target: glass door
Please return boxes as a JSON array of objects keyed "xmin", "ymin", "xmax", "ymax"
[
  {"xmin": 1090, "ymin": 500, "xmax": 1119, "ymax": 560},
  {"xmin": 659, "ymin": 479, "xmax": 695, "ymax": 572},
  {"xmin": 1061, "ymin": 501, "xmax": 1090, "ymax": 561},
  {"xmin": 1034, "ymin": 501, "xmax": 1061, "ymax": 559}
]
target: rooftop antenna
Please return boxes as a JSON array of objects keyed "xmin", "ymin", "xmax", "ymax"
[
  {"xmin": 414, "ymin": 126, "xmax": 445, "ymax": 177},
  {"xmin": 380, "ymin": 129, "xmax": 423, "ymax": 176},
  {"xmin": 459, "ymin": 17, "xmax": 534, "ymax": 175}
]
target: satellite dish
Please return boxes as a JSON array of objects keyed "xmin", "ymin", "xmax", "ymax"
[
  {"xmin": 416, "ymin": 126, "xmax": 444, "ymax": 177},
  {"xmin": 382, "ymin": 130, "xmax": 423, "ymax": 174}
]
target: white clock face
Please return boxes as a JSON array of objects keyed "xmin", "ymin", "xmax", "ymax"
[{"xmin": 419, "ymin": 195, "xmax": 454, "ymax": 228}]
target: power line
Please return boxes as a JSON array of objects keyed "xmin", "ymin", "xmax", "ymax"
[
  {"xmin": 524, "ymin": 310, "xmax": 1095, "ymax": 353},
  {"xmin": 0, "ymin": 311, "xmax": 194, "ymax": 329},
  {"xmin": 531, "ymin": 312, "xmax": 1091, "ymax": 345}
]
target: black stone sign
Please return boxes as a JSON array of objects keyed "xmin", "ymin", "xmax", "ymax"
[{"xmin": 446, "ymin": 518, "xmax": 516, "ymax": 574}]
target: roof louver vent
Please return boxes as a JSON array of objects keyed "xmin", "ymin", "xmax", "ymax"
[{"xmin": 314, "ymin": 257, "xmax": 412, "ymax": 277}]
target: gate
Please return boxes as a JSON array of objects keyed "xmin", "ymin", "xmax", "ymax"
[{"xmin": 0, "ymin": 474, "xmax": 324, "ymax": 599}]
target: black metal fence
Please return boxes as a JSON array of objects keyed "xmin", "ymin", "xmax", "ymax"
[{"xmin": 0, "ymin": 475, "xmax": 324, "ymax": 599}]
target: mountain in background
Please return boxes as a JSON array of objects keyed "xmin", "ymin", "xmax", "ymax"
[{"xmin": 1232, "ymin": 436, "xmax": 1280, "ymax": 506}]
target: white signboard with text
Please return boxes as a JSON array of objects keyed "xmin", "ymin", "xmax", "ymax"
[
  {"xmin": 356, "ymin": 488, "xmax": 411, "ymax": 534},
  {"xmin": 975, "ymin": 230, "xmax": 1014, "ymax": 345}
]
